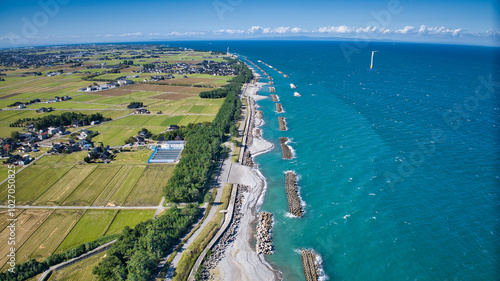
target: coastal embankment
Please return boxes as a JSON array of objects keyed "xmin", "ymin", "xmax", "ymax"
[{"xmin": 207, "ymin": 69, "xmax": 279, "ymax": 281}]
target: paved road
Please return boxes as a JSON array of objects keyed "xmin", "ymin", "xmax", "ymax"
[{"xmin": 163, "ymin": 142, "xmax": 234, "ymax": 280}]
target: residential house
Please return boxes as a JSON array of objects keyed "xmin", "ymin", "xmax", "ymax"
[
  {"xmin": 38, "ymin": 132, "xmax": 49, "ymax": 140},
  {"xmin": 80, "ymin": 130, "xmax": 93, "ymax": 138}
]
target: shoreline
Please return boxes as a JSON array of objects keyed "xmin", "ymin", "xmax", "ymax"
[{"xmin": 212, "ymin": 69, "xmax": 282, "ymax": 280}]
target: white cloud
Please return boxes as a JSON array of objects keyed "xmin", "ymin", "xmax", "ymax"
[
  {"xmin": 248, "ymin": 26, "xmax": 264, "ymax": 34},
  {"xmin": 119, "ymin": 32, "xmax": 143, "ymax": 37},
  {"xmin": 396, "ymin": 26, "xmax": 415, "ymax": 34},
  {"xmin": 316, "ymin": 25, "xmax": 356, "ymax": 33},
  {"xmin": 417, "ymin": 25, "xmax": 462, "ymax": 37}
]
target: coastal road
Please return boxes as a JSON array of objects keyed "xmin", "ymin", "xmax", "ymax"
[{"xmin": 163, "ymin": 142, "xmax": 234, "ymax": 280}]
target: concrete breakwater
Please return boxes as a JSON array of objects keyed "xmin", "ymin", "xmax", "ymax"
[
  {"xmin": 278, "ymin": 117, "xmax": 288, "ymax": 131},
  {"xmin": 285, "ymin": 172, "xmax": 303, "ymax": 217},
  {"xmin": 255, "ymin": 212, "xmax": 274, "ymax": 255},
  {"xmin": 280, "ymin": 137, "xmax": 293, "ymax": 159},
  {"xmin": 275, "ymin": 103, "xmax": 284, "ymax": 113},
  {"xmin": 301, "ymin": 249, "xmax": 320, "ymax": 281},
  {"xmin": 270, "ymin": 94, "xmax": 279, "ymax": 102},
  {"xmin": 269, "ymin": 87, "xmax": 276, "ymax": 92}
]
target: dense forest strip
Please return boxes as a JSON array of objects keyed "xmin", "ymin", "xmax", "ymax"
[
  {"xmin": 92, "ymin": 206, "xmax": 201, "ymax": 281},
  {"xmin": 275, "ymin": 103, "xmax": 283, "ymax": 113},
  {"xmin": 280, "ymin": 137, "xmax": 292, "ymax": 159},
  {"xmin": 278, "ymin": 117, "xmax": 287, "ymax": 131},
  {"xmin": 285, "ymin": 172, "xmax": 303, "ymax": 217},
  {"xmin": 301, "ymin": 249, "xmax": 319, "ymax": 281}
]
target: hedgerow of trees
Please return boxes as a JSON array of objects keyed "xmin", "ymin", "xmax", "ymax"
[
  {"xmin": 92, "ymin": 206, "xmax": 200, "ymax": 281},
  {"xmin": 9, "ymin": 112, "xmax": 110, "ymax": 130}
]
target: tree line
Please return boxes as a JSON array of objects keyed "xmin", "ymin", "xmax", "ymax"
[
  {"xmin": 92, "ymin": 206, "xmax": 200, "ymax": 281},
  {"xmin": 9, "ymin": 112, "xmax": 110, "ymax": 130}
]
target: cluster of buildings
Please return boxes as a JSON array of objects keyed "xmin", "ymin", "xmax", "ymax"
[
  {"xmin": 133, "ymin": 109, "xmax": 150, "ymax": 114},
  {"xmin": 77, "ymin": 79, "xmax": 133, "ymax": 92},
  {"xmin": 139, "ymin": 60, "xmax": 237, "ymax": 77}
]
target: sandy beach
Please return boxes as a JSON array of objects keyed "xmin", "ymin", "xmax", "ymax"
[{"xmin": 208, "ymin": 74, "xmax": 281, "ymax": 280}]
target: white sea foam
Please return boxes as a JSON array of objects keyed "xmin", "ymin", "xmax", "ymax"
[
  {"xmin": 284, "ymin": 138, "xmax": 297, "ymax": 158},
  {"xmin": 315, "ymin": 252, "xmax": 329, "ymax": 281}
]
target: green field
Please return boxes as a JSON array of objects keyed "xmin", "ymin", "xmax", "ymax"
[
  {"xmin": 34, "ymin": 165, "xmax": 97, "ymax": 206},
  {"xmin": 0, "ymin": 166, "xmax": 72, "ymax": 205},
  {"xmin": 0, "ymin": 46, "xmax": 234, "ymax": 274},
  {"xmin": 124, "ymin": 165, "xmax": 175, "ymax": 206},
  {"xmin": 105, "ymin": 209, "xmax": 155, "ymax": 235},
  {"xmin": 56, "ymin": 210, "xmax": 116, "ymax": 253}
]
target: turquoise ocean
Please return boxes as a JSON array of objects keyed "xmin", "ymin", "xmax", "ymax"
[{"xmin": 175, "ymin": 41, "xmax": 499, "ymax": 280}]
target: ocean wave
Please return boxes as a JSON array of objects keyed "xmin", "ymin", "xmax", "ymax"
[{"xmin": 315, "ymin": 252, "xmax": 329, "ymax": 281}]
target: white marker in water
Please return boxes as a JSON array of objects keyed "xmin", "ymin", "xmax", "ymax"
[{"xmin": 370, "ymin": 51, "xmax": 379, "ymax": 69}]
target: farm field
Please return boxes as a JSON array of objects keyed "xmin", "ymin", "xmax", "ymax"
[
  {"xmin": 14, "ymin": 210, "xmax": 84, "ymax": 264},
  {"xmin": 0, "ymin": 209, "xmax": 53, "ymax": 268},
  {"xmin": 0, "ymin": 208, "xmax": 156, "ymax": 267},
  {"xmin": 0, "ymin": 166, "xmax": 72, "ymax": 205},
  {"xmin": 124, "ymin": 165, "xmax": 175, "ymax": 206},
  {"xmin": 55, "ymin": 209, "xmax": 116, "ymax": 253},
  {"xmin": 105, "ymin": 209, "xmax": 155, "ymax": 235},
  {"xmin": 0, "ymin": 45, "xmax": 235, "ymax": 274}
]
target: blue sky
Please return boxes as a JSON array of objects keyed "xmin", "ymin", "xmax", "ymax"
[{"xmin": 0, "ymin": 0, "xmax": 498, "ymax": 47}]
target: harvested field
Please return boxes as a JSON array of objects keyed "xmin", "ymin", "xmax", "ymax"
[
  {"xmin": 0, "ymin": 209, "xmax": 53, "ymax": 268},
  {"xmin": 0, "ymin": 93, "xmax": 22, "ymax": 99},
  {"xmin": 62, "ymin": 166, "xmax": 121, "ymax": 206},
  {"xmin": 154, "ymin": 92, "xmax": 193, "ymax": 100},
  {"xmin": 15, "ymin": 210, "xmax": 84, "ymax": 263}
]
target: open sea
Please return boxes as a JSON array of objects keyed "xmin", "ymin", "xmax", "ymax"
[{"xmin": 174, "ymin": 40, "xmax": 499, "ymax": 280}]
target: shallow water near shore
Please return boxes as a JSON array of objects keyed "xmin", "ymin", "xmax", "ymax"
[{"xmin": 175, "ymin": 41, "xmax": 499, "ymax": 280}]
